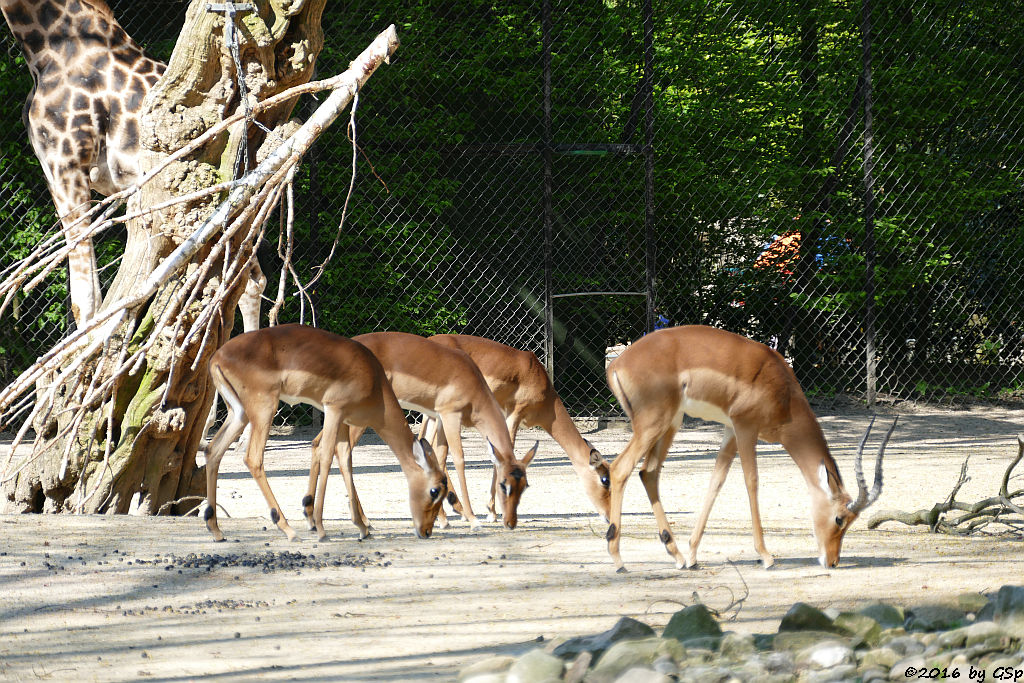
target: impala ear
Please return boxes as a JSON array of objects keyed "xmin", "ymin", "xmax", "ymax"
[
  {"xmin": 485, "ymin": 439, "xmax": 500, "ymax": 467},
  {"xmin": 412, "ymin": 438, "xmax": 435, "ymax": 473},
  {"xmin": 817, "ymin": 461, "xmax": 832, "ymax": 497},
  {"xmin": 521, "ymin": 440, "xmax": 538, "ymax": 467}
]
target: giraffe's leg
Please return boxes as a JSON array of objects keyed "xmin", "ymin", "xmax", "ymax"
[
  {"xmin": 53, "ymin": 184, "xmax": 102, "ymax": 329},
  {"xmin": 686, "ymin": 427, "xmax": 739, "ymax": 568},
  {"xmin": 239, "ymin": 260, "xmax": 265, "ymax": 332}
]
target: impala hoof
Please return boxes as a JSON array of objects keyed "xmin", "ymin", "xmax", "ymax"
[{"xmin": 615, "ymin": 566, "xmax": 629, "ymax": 574}]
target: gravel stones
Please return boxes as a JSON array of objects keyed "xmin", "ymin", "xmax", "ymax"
[{"xmin": 459, "ymin": 586, "xmax": 1024, "ymax": 682}]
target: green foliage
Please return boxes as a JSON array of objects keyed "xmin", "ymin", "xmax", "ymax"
[{"xmin": 2, "ymin": 0, "xmax": 1024, "ymax": 404}]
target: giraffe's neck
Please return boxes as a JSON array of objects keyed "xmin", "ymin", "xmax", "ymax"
[{"xmin": 2, "ymin": 0, "xmax": 158, "ymax": 80}]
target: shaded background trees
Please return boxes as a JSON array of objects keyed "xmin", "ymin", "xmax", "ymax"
[{"xmin": 3, "ymin": 0, "xmax": 1024, "ymax": 423}]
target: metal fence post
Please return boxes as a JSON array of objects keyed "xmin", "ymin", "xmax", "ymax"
[
  {"xmin": 862, "ymin": 0, "xmax": 878, "ymax": 406},
  {"xmin": 643, "ymin": 0, "xmax": 656, "ymax": 334},
  {"xmin": 542, "ymin": 0, "xmax": 555, "ymax": 380}
]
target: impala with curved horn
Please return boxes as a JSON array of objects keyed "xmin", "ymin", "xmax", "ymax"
[{"xmin": 604, "ymin": 325, "xmax": 896, "ymax": 571}]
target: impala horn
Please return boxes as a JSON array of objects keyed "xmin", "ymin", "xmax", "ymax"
[{"xmin": 847, "ymin": 415, "xmax": 898, "ymax": 514}]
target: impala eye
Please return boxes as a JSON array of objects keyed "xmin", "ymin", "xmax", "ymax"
[
  {"xmin": 430, "ymin": 487, "xmax": 441, "ymax": 500},
  {"xmin": 499, "ymin": 482, "xmax": 508, "ymax": 495},
  {"xmin": 835, "ymin": 516, "xmax": 844, "ymax": 527},
  {"xmin": 600, "ymin": 475, "xmax": 610, "ymax": 489}
]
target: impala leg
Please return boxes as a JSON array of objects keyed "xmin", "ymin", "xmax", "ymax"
[
  {"xmin": 638, "ymin": 430, "xmax": 688, "ymax": 569},
  {"xmin": 443, "ymin": 412, "xmax": 481, "ymax": 528},
  {"xmin": 303, "ymin": 430, "xmax": 324, "ymax": 530},
  {"xmin": 242, "ymin": 404, "xmax": 297, "ymax": 541},
  {"xmin": 429, "ymin": 418, "xmax": 456, "ymax": 527},
  {"xmin": 686, "ymin": 428, "xmax": 738, "ymax": 568},
  {"xmin": 417, "ymin": 415, "xmax": 434, "ymax": 442},
  {"xmin": 606, "ymin": 429, "xmax": 660, "ymax": 572},
  {"xmin": 606, "ymin": 451, "xmax": 635, "ymax": 573},
  {"xmin": 203, "ymin": 412, "xmax": 248, "ymax": 542},
  {"xmin": 336, "ymin": 424, "xmax": 372, "ymax": 538},
  {"xmin": 309, "ymin": 414, "xmax": 344, "ymax": 541},
  {"xmin": 735, "ymin": 427, "xmax": 774, "ymax": 568}
]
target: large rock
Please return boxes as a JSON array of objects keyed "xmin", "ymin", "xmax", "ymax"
[
  {"xmin": 858, "ymin": 646, "xmax": 899, "ymax": 670},
  {"xmin": 957, "ymin": 592, "xmax": 990, "ymax": 614},
  {"xmin": 772, "ymin": 630, "xmax": 844, "ymax": 652},
  {"xmin": 458, "ymin": 655, "xmax": 514, "ymax": 682},
  {"xmin": 882, "ymin": 635, "xmax": 926, "ymax": 657},
  {"xmin": 662, "ymin": 604, "xmax": 722, "ymax": 642},
  {"xmin": 833, "ymin": 611, "xmax": 883, "ymax": 647},
  {"xmin": 563, "ymin": 652, "xmax": 592, "ymax": 683},
  {"xmin": 553, "ymin": 617, "xmax": 656, "ymax": 660},
  {"xmin": 611, "ymin": 668, "xmax": 674, "ymax": 683},
  {"xmin": 904, "ymin": 604, "xmax": 967, "ymax": 632},
  {"xmin": 592, "ymin": 638, "xmax": 663, "ymax": 678},
  {"xmin": 779, "ymin": 603, "xmax": 841, "ymax": 633},
  {"xmin": 718, "ymin": 632, "xmax": 756, "ymax": 659},
  {"xmin": 795, "ymin": 640, "xmax": 855, "ymax": 670},
  {"xmin": 507, "ymin": 649, "xmax": 564, "ymax": 683},
  {"xmin": 859, "ymin": 603, "xmax": 905, "ymax": 629},
  {"xmin": 992, "ymin": 585, "xmax": 1024, "ymax": 638}
]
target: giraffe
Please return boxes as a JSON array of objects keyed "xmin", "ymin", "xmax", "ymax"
[{"xmin": 1, "ymin": 0, "xmax": 265, "ymax": 329}]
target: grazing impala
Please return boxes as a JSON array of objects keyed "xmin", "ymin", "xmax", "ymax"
[
  {"xmin": 427, "ymin": 334, "xmax": 611, "ymax": 520},
  {"xmin": 304, "ymin": 331, "xmax": 537, "ymax": 537},
  {"xmin": 604, "ymin": 325, "xmax": 895, "ymax": 572},
  {"xmin": 203, "ymin": 324, "xmax": 448, "ymax": 542}
]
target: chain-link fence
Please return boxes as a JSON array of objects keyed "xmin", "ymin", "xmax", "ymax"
[{"xmin": 2, "ymin": 0, "xmax": 1023, "ymax": 421}]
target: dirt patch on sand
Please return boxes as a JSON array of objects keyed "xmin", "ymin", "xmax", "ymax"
[{"xmin": 2, "ymin": 406, "xmax": 1023, "ymax": 680}]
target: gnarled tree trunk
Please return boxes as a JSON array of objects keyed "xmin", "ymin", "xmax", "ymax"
[{"xmin": 3, "ymin": 0, "xmax": 328, "ymax": 514}]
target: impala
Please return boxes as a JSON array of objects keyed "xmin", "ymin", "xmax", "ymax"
[
  {"xmin": 203, "ymin": 324, "xmax": 448, "ymax": 542},
  {"xmin": 604, "ymin": 325, "xmax": 895, "ymax": 571},
  {"xmin": 427, "ymin": 334, "xmax": 611, "ymax": 520},
  {"xmin": 304, "ymin": 331, "xmax": 537, "ymax": 538}
]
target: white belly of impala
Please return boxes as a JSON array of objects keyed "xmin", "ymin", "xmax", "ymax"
[
  {"xmin": 679, "ymin": 396, "xmax": 733, "ymax": 429},
  {"xmin": 280, "ymin": 393, "xmax": 324, "ymax": 412},
  {"xmin": 399, "ymin": 400, "xmax": 439, "ymax": 419}
]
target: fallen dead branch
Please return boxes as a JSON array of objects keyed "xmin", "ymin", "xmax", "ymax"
[{"xmin": 867, "ymin": 434, "xmax": 1024, "ymax": 535}]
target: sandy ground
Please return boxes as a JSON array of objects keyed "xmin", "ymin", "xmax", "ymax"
[{"xmin": 2, "ymin": 406, "xmax": 1024, "ymax": 681}]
